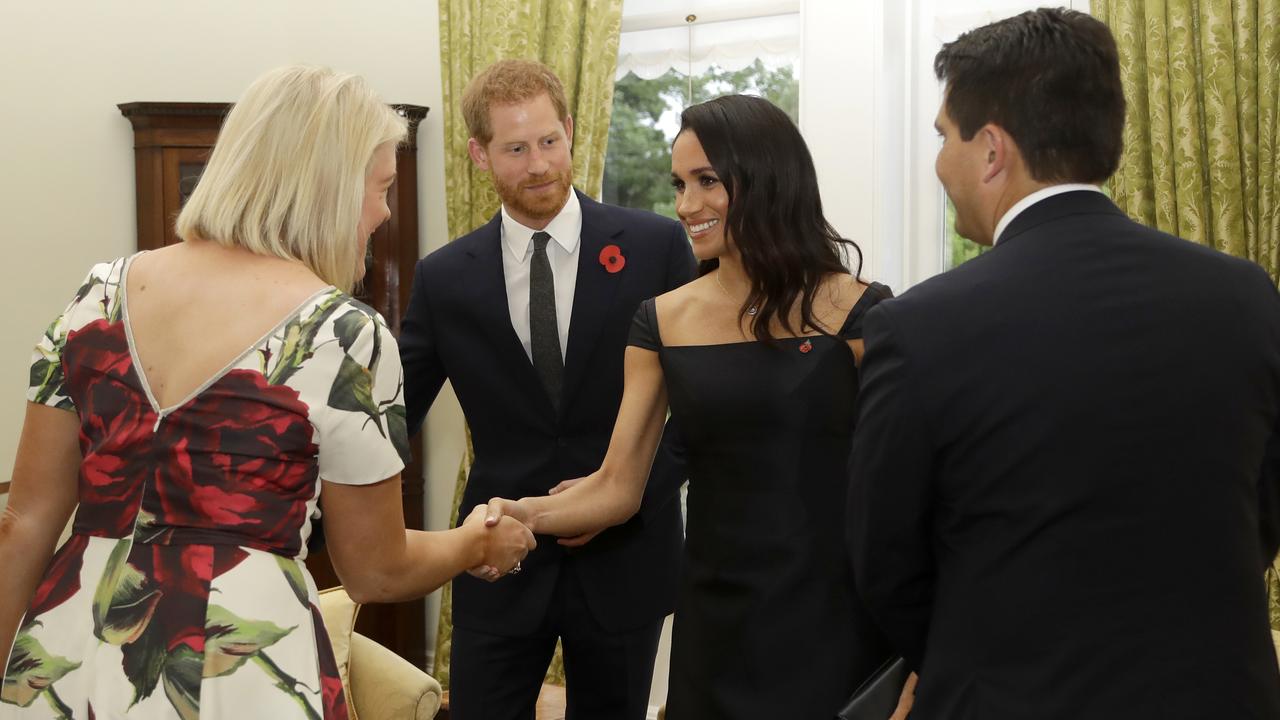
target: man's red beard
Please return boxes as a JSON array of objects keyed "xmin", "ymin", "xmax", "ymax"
[{"xmin": 493, "ymin": 169, "xmax": 573, "ymax": 222}]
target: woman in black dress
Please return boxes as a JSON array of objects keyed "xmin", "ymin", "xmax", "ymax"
[{"xmin": 484, "ymin": 95, "xmax": 898, "ymax": 719}]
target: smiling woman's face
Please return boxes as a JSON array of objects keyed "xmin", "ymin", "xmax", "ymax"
[{"xmin": 671, "ymin": 130, "xmax": 731, "ymax": 260}]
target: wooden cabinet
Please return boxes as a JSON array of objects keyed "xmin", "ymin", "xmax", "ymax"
[{"xmin": 119, "ymin": 101, "xmax": 431, "ymax": 669}]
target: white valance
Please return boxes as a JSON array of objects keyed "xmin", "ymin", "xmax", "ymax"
[{"xmin": 616, "ymin": 12, "xmax": 800, "ymax": 80}]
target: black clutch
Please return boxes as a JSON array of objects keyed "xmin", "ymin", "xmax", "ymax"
[{"xmin": 836, "ymin": 656, "xmax": 910, "ymax": 720}]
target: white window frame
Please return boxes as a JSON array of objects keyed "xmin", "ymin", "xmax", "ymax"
[
  {"xmin": 802, "ymin": 0, "xmax": 1091, "ymax": 291},
  {"xmin": 620, "ymin": 0, "xmax": 1091, "ymax": 291}
]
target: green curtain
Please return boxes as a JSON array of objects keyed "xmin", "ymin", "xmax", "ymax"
[
  {"xmin": 1092, "ymin": 0, "xmax": 1280, "ymax": 632},
  {"xmin": 433, "ymin": 0, "xmax": 625, "ymax": 691},
  {"xmin": 1093, "ymin": 0, "xmax": 1280, "ymax": 279}
]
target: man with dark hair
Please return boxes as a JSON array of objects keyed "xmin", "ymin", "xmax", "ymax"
[
  {"xmin": 400, "ymin": 60, "xmax": 694, "ymax": 719},
  {"xmin": 849, "ymin": 8, "xmax": 1280, "ymax": 719}
]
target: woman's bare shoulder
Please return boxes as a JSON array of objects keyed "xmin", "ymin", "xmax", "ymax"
[
  {"xmin": 654, "ymin": 274, "xmax": 715, "ymax": 317},
  {"xmin": 826, "ymin": 272, "xmax": 872, "ymax": 308}
]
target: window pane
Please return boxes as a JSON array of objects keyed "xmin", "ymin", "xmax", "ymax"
[
  {"xmin": 944, "ymin": 196, "xmax": 987, "ymax": 269},
  {"xmin": 603, "ymin": 60, "xmax": 799, "ymax": 219},
  {"xmin": 602, "ymin": 69, "xmax": 686, "ymax": 220}
]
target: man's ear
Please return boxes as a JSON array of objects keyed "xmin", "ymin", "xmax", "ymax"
[
  {"xmin": 563, "ymin": 115, "xmax": 574, "ymax": 150},
  {"xmin": 980, "ymin": 124, "xmax": 1007, "ymax": 184},
  {"xmin": 467, "ymin": 137, "xmax": 490, "ymax": 171}
]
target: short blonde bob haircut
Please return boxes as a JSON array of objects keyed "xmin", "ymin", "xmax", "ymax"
[
  {"xmin": 176, "ymin": 65, "xmax": 407, "ymax": 292},
  {"xmin": 462, "ymin": 59, "xmax": 570, "ymax": 146}
]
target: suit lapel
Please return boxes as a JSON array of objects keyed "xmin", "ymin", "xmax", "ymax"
[
  {"xmin": 562, "ymin": 192, "xmax": 626, "ymax": 410},
  {"xmin": 465, "ymin": 212, "xmax": 556, "ymax": 416}
]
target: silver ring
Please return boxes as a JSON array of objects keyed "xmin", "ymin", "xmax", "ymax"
[{"xmin": 509, "ymin": 561, "xmax": 523, "ymax": 575}]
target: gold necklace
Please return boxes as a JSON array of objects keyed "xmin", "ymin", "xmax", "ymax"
[{"xmin": 715, "ymin": 270, "xmax": 758, "ymax": 316}]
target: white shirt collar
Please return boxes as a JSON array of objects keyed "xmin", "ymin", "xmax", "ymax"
[
  {"xmin": 501, "ymin": 189, "xmax": 582, "ymax": 262},
  {"xmin": 993, "ymin": 183, "xmax": 1105, "ymax": 245}
]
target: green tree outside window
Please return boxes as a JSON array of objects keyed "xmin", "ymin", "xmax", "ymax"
[
  {"xmin": 946, "ymin": 198, "xmax": 987, "ymax": 269},
  {"xmin": 603, "ymin": 60, "xmax": 800, "ymax": 220}
]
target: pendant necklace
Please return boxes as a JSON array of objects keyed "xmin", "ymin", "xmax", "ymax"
[{"xmin": 715, "ymin": 270, "xmax": 758, "ymax": 316}]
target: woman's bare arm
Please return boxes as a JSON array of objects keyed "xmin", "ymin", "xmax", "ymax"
[
  {"xmin": 485, "ymin": 346, "xmax": 669, "ymax": 537},
  {"xmin": 321, "ymin": 476, "xmax": 535, "ymax": 604},
  {"xmin": 1, "ymin": 404, "xmax": 81, "ymax": 657}
]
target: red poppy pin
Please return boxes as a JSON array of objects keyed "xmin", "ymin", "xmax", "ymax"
[
  {"xmin": 799, "ymin": 339, "xmax": 813, "ymax": 354},
  {"xmin": 599, "ymin": 244, "xmax": 626, "ymax": 274}
]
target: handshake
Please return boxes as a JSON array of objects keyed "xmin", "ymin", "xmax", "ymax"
[
  {"xmin": 459, "ymin": 498, "xmax": 533, "ymax": 583},
  {"xmin": 460, "ymin": 477, "xmax": 600, "ymax": 583}
]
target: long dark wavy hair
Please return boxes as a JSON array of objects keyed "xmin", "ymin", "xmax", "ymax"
[{"xmin": 678, "ymin": 94, "xmax": 861, "ymax": 342}]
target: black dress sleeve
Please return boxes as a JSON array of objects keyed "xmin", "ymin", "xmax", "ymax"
[
  {"xmin": 628, "ymin": 297, "xmax": 662, "ymax": 350},
  {"xmin": 839, "ymin": 282, "xmax": 895, "ymax": 340}
]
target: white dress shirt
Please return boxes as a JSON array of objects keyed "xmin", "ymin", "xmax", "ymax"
[
  {"xmin": 993, "ymin": 183, "xmax": 1105, "ymax": 245},
  {"xmin": 500, "ymin": 190, "xmax": 582, "ymax": 362}
]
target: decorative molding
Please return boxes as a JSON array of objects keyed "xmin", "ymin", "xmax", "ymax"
[
  {"xmin": 118, "ymin": 101, "xmax": 230, "ymax": 118},
  {"xmin": 118, "ymin": 102, "xmax": 427, "ymax": 150},
  {"xmin": 392, "ymin": 104, "xmax": 429, "ymax": 152},
  {"xmin": 117, "ymin": 102, "xmax": 231, "ymax": 139}
]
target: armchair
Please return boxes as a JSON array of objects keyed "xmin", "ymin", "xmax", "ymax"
[{"xmin": 318, "ymin": 586, "xmax": 443, "ymax": 720}]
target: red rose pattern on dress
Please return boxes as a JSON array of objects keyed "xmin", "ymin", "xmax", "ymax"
[{"xmin": 2, "ymin": 258, "xmax": 405, "ymax": 720}]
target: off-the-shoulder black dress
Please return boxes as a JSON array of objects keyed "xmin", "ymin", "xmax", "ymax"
[{"xmin": 628, "ymin": 282, "xmax": 895, "ymax": 719}]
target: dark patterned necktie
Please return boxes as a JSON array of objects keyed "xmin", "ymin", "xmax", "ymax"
[{"xmin": 529, "ymin": 231, "xmax": 563, "ymax": 411}]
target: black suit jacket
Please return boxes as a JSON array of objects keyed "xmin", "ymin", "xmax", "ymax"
[
  {"xmin": 400, "ymin": 190, "xmax": 695, "ymax": 635},
  {"xmin": 849, "ymin": 191, "xmax": 1280, "ymax": 719}
]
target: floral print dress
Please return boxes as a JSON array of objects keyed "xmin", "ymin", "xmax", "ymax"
[{"xmin": 2, "ymin": 255, "xmax": 410, "ymax": 720}]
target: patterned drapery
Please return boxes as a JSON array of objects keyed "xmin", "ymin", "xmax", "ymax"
[
  {"xmin": 1093, "ymin": 0, "xmax": 1280, "ymax": 630},
  {"xmin": 1093, "ymin": 0, "xmax": 1280, "ymax": 280}
]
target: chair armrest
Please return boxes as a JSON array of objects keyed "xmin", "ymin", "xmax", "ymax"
[{"xmin": 348, "ymin": 631, "xmax": 443, "ymax": 720}]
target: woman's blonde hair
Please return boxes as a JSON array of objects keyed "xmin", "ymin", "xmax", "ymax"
[{"xmin": 176, "ymin": 65, "xmax": 407, "ymax": 292}]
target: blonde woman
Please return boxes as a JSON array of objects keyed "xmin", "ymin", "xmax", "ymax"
[{"xmin": 0, "ymin": 66, "xmax": 533, "ymax": 720}]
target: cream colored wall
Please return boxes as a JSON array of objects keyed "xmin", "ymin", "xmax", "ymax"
[{"xmin": 0, "ymin": 0, "xmax": 467, "ymax": 665}]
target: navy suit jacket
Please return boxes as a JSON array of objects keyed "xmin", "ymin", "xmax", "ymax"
[
  {"xmin": 400, "ymin": 190, "xmax": 695, "ymax": 635},
  {"xmin": 849, "ymin": 191, "xmax": 1280, "ymax": 719}
]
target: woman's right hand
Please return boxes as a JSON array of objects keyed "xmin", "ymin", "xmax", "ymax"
[
  {"xmin": 462, "ymin": 504, "xmax": 535, "ymax": 582},
  {"xmin": 482, "ymin": 496, "xmax": 533, "ymax": 529}
]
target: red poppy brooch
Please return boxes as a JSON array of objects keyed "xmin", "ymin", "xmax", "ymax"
[{"xmin": 599, "ymin": 244, "xmax": 626, "ymax": 274}]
